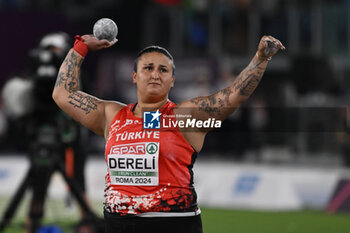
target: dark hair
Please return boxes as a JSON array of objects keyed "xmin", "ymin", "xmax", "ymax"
[{"xmin": 133, "ymin": 46, "xmax": 176, "ymax": 76}]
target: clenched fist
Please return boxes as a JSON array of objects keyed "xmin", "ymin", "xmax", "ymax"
[{"xmin": 256, "ymin": 35, "xmax": 285, "ymax": 61}]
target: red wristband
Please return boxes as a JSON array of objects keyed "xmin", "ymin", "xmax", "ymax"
[{"xmin": 73, "ymin": 35, "xmax": 88, "ymax": 57}]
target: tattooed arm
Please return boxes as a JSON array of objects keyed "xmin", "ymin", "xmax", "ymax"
[
  {"xmin": 176, "ymin": 35, "xmax": 285, "ymax": 152},
  {"xmin": 52, "ymin": 35, "xmax": 123, "ymax": 138}
]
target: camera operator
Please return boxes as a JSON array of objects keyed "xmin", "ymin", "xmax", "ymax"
[{"xmin": 1, "ymin": 32, "xmax": 90, "ymax": 233}]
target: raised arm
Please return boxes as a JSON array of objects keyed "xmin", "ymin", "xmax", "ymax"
[
  {"xmin": 176, "ymin": 36, "xmax": 285, "ymax": 152},
  {"xmin": 52, "ymin": 35, "xmax": 123, "ymax": 138},
  {"xmin": 178, "ymin": 35, "xmax": 285, "ymax": 123}
]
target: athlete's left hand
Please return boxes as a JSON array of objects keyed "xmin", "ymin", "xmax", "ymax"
[{"xmin": 256, "ymin": 35, "xmax": 285, "ymax": 61}]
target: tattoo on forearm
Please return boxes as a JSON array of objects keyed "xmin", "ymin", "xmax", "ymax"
[
  {"xmin": 233, "ymin": 60, "xmax": 265, "ymax": 96},
  {"xmin": 55, "ymin": 50, "xmax": 101, "ymax": 115},
  {"xmin": 233, "ymin": 73, "xmax": 261, "ymax": 96},
  {"xmin": 190, "ymin": 58, "xmax": 266, "ymax": 117},
  {"xmin": 55, "ymin": 51, "xmax": 81, "ymax": 91}
]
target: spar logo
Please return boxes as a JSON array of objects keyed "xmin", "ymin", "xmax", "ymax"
[
  {"xmin": 143, "ymin": 110, "xmax": 161, "ymax": 129},
  {"xmin": 110, "ymin": 143, "xmax": 145, "ymax": 155},
  {"xmin": 146, "ymin": 143, "xmax": 158, "ymax": 154}
]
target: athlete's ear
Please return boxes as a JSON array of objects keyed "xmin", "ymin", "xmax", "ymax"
[
  {"xmin": 132, "ymin": 71, "xmax": 137, "ymax": 84},
  {"xmin": 170, "ymin": 75, "xmax": 175, "ymax": 88}
]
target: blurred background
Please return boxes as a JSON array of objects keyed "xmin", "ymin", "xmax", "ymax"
[{"xmin": 0, "ymin": 0, "xmax": 350, "ymax": 233}]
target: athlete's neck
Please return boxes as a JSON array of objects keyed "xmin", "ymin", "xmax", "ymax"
[{"xmin": 133, "ymin": 98, "xmax": 168, "ymax": 117}]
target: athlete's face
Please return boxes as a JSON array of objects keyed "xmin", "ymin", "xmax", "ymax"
[{"xmin": 133, "ymin": 52, "xmax": 175, "ymax": 101}]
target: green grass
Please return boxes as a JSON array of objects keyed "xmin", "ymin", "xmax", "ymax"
[
  {"xmin": 2, "ymin": 207, "xmax": 350, "ymax": 233},
  {"xmin": 201, "ymin": 208, "xmax": 350, "ymax": 233}
]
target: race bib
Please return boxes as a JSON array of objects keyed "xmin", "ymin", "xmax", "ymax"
[{"xmin": 107, "ymin": 142, "xmax": 159, "ymax": 186}]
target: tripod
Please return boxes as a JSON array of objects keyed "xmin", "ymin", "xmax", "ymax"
[{"xmin": 0, "ymin": 122, "xmax": 103, "ymax": 233}]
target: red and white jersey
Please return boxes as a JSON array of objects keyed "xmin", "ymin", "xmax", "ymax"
[{"xmin": 104, "ymin": 101, "xmax": 199, "ymax": 216}]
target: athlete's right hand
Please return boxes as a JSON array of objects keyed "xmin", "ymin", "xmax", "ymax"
[{"xmin": 81, "ymin": 34, "xmax": 117, "ymax": 51}]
